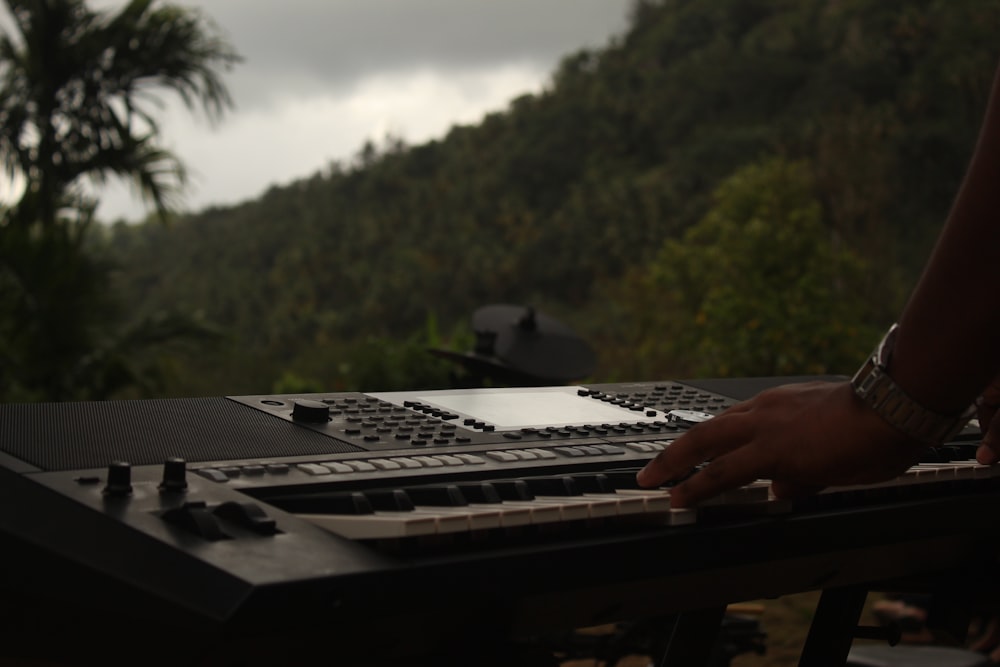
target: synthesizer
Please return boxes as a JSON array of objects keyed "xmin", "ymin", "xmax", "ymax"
[{"xmin": 2, "ymin": 377, "xmax": 1000, "ymax": 666}]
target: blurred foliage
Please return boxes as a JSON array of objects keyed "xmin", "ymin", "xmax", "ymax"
[
  {"xmin": 602, "ymin": 157, "xmax": 878, "ymax": 380},
  {"xmin": 8, "ymin": 0, "xmax": 1000, "ymax": 399},
  {"xmin": 104, "ymin": 0, "xmax": 1000, "ymax": 395},
  {"xmin": 0, "ymin": 0, "xmax": 238, "ymax": 400}
]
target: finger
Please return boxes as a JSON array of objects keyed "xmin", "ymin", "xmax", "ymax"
[
  {"xmin": 978, "ymin": 420, "xmax": 1000, "ymax": 464},
  {"xmin": 978, "ymin": 378, "xmax": 1000, "ymax": 432},
  {"xmin": 667, "ymin": 442, "xmax": 773, "ymax": 508},
  {"xmin": 969, "ymin": 616, "xmax": 1000, "ymax": 652},
  {"xmin": 977, "ymin": 439, "xmax": 1000, "ymax": 465},
  {"xmin": 978, "ymin": 402, "xmax": 998, "ymax": 436},
  {"xmin": 636, "ymin": 412, "xmax": 752, "ymax": 488},
  {"xmin": 717, "ymin": 398, "xmax": 754, "ymax": 415}
]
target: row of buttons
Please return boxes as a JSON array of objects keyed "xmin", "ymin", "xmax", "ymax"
[
  {"xmin": 194, "ymin": 441, "xmax": 645, "ymax": 482},
  {"xmin": 577, "ymin": 388, "xmax": 660, "ymax": 413},
  {"xmin": 401, "ymin": 400, "xmax": 460, "ymax": 420},
  {"xmin": 552, "ymin": 444, "xmax": 627, "ymax": 457},
  {"xmin": 624, "ymin": 440, "xmax": 671, "ymax": 453},
  {"xmin": 195, "ymin": 462, "xmax": 291, "ymax": 482},
  {"xmin": 585, "ymin": 384, "xmax": 733, "ymax": 413},
  {"xmin": 297, "ymin": 454, "xmax": 487, "ymax": 475},
  {"xmin": 498, "ymin": 422, "xmax": 683, "ymax": 441}
]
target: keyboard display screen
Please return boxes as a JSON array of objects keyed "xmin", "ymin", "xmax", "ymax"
[{"xmin": 416, "ymin": 387, "xmax": 662, "ymax": 429}]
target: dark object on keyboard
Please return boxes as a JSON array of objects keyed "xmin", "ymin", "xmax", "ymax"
[{"xmin": 430, "ymin": 303, "xmax": 596, "ymax": 385}]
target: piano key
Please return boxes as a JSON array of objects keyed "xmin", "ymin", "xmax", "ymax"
[
  {"xmin": 468, "ymin": 503, "xmax": 533, "ymax": 527},
  {"xmin": 297, "ymin": 511, "xmax": 440, "ymax": 539},
  {"xmin": 559, "ymin": 473, "xmax": 659, "ymax": 517},
  {"xmin": 454, "ymin": 482, "xmax": 503, "ymax": 504},
  {"xmin": 701, "ymin": 480, "xmax": 771, "ymax": 506},
  {"xmin": 404, "ymin": 485, "xmax": 468, "ymax": 507},
  {"xmin": 450, "ymin": 483, "xmax": 562, "ymax": 525},
  {"xmin": 451, "ymin": 483, "xmax": 532, "ymax": 524},
  {"xmin": 611, "ymin": 488, "xmax": 697, "ymax": 525},
  {"xmin": 275, "ymin": 491, "xmax": 374, "ymax": 515},
  {"xmin": 524, "ymin": 496, "xmax": 602, "ymax": 521},
  {"xmin": 364, "ymin": 489, "xmax": 415, "ymax": 512},
  {"xmin": 408, "ymin": 505, "xmax": 504, "ymax": 531},
  {"xmin": 521, "ymin": 476, "xmax": 580, "ymax": 497},
  {"xmin": 490, "ymin": 479, "xmax": 536, "ymax": 501},
  {"xmin": 513, "ymin": 476, "xmax": 623, "ymax": 518},
  {"xmin": 380, "ymin": 485, "xmax": 511, "ymax": 529},
  {"xmin": 489, "ymin": 499, "xmax": 565, "ymax": 525}
]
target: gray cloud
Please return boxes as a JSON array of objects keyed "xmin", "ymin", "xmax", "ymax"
[
  {"xmin": 187, "ymin": 0, "xmax": 630, "ymax": 108},
  {"xmin": 70, "ymin": 1, "xmax": 633, "ymax": 220}
]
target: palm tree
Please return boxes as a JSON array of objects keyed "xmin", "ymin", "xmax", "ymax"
[
  {"xmin": 0, "ymin": 0, "xmax": 240, "ymax": 228},
  {"xmin": 0, "ymin": 0, "xmax": 240, "ymax": 401}
]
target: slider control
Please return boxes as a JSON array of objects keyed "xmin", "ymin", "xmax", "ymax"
[
  {"xmin": 161, "ymin": 501, "xmax": 229, "ymax": 541},
  {"xmin": 213, "ymin": 501, "xmax": 279, "ymax": 535}
]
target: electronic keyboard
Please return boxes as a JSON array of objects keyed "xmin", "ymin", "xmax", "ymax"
[{"xmin": 2, "ymin": 377, "xmax": 999, "ymax": 666}]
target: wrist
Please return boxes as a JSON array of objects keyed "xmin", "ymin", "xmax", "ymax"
[{"xmin": 851, "ymin": 324, "xmax": 975, "ymax": 446}]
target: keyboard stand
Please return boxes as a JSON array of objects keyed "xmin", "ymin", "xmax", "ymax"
[
  {"xmin": 799, "ymin": 586, "xmax": 869, "ymax": 666},
  {"xmin": 657, "ymin": 605, "xmax": 727, "ymax": 666}
]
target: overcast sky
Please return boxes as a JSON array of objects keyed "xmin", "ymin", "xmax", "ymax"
[{"xmin": 85, "ymin": 1, "xmax": 631, "ymax": 222}]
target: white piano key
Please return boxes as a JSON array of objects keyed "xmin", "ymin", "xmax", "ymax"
[
  {"xmin": 612, "ymin": 489, "xmax": 698, "ymax": 525},
  {"xmin": 533, "ymin": 495, "xmax": 621, "ymax": 519},
  {"xmin": 493, "ymin": 500, "xmax": 566, "ymax": 525},
  {"xmin": 297, "ymin": 511, "xmax": 440, "ymax": 539},
  {"xmin": 701, "ymin": 480, "xmax": 771, "ymax": 506},
  {"xmin": 584, "ymin": 492, "xmax": 649, "ymax": 517},
  {"xmin": 411, "ymin": 505, "xmax": 504, "ymax": 531},
  {"xmin": 469, "ymin": 503, "xmax": 533, "ymax": 527}
]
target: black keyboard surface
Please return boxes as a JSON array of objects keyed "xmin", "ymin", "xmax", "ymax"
[{"xmin": 1, "ymin": 378, "xmax": 998, "ymax": 665}]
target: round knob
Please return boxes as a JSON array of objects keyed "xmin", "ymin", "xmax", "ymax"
[
  {"xmin": 103, "ymin": 461, "xmax": 133, "ymax": 497},
  {"xmin": 291, "ymin": 398, "xmax": 330, "ymax": 423},
  {"xmin": 159, "ymin": 457, "xmax": 188, "ymax": 492}
]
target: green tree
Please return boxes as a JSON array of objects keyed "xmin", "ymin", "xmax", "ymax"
[
  {"xmin": 0, "ymin": 0, "xmax": 239, "ymax": 400},
  {"xmin": 606, "ymin": 157, "xmax": 882, "ymax": 379}
]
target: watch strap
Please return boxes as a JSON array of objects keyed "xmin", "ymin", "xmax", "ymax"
[{"xmin": 851, "ymin": 325, "xmax": 975, "ymax": 446}]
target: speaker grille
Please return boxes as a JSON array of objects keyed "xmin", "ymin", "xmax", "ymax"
[{"xmin": 0, "ymin": 397, "xmax": 361, "ymax": 471}]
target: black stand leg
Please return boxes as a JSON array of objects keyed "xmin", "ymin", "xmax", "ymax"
[
  {"xmin": 799, "ymin": 586, "xmax": 869, "ymax": 667},
  {"xmin": 657, "ymin": 605, "xmax": 727, "ymax": 667}
]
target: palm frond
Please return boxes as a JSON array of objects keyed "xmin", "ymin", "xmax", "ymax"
[{"xmin": 0, "ymin": 0, "xmax": 240, "ymax": 225}]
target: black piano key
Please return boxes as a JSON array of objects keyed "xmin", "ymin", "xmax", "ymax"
[
  {"xmin": 273, "ymin": 491, "xmax": 374, "ymax": 515},
  {"xmin": 943, "ymin": 443, "xmax": 978, "ymax": 460},
  {"xmin": 490, "ymin": 480, "xmax": 535, "ymax": 501},
  {"xmin": 522, "ymin": 476, "xmax": 581, "ymax": 497},
  {"xmin": 404, "ymin": 485, "xmax": 468, "ymax": 507},
  {"xmin": 455, "ymin": 482, "xmax": 503, "ymax": 504},
  {"xmin": 364, "ymin": 489, "xmax": 415, "ymax": 512},
  {"xmin": 920, "ymin": 448, "xmax": 949, "ymax": 463},
  {"xmin": 592, "ymin": 469, "xmax": 661, "ymax": 490},
  {"xmin": 567, "ymin": 473, "xmax": 615, "ymax": 494}
]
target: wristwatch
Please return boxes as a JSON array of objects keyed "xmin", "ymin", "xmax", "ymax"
[{"xmin": 851, "ymin": 323, "xmax": 975, "ymax": 446}]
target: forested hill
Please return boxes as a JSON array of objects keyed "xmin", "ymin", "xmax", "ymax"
[{"xmin": 101, "ymin": 0, "xmax": 1000, "ymax": 397}]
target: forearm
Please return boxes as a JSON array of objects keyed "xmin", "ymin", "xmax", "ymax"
[{"xmin": 891, "ymin": 62, "xmax": 1000, "ymax": 415}]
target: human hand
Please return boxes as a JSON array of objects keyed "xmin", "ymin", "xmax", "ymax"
[
  {"xmin": 976, "ymin": 376, "xmax": 1000, "ymax": 464},
  {"xmin": 636, "ymin": 380, "xmax": 928, "ymax": 508}
]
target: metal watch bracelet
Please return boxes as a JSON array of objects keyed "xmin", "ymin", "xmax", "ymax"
[{"xmin": 851, "ymin": 324, "xmax": 975, "ymax": 446}]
